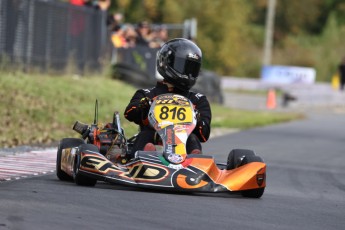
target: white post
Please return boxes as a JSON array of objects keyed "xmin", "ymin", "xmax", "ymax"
[
  {"xmin": 190, "ymin": 18, "xmax": 197, "ymax": 39},
  {"xmin": 263, "ymin": 0, "xmax": 276, "ymax": 66}
]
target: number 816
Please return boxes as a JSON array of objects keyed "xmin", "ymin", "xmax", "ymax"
[{"xmin": 159, "ymin": 106, "xmax": 186, "ymax": 121}]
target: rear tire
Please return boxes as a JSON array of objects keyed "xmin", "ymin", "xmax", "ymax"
[
  {"xmin": 241, "ymin": 187, "xmax": 265, "ymax": 198},
  {"xmin": 56, "ymin": 138, "xmax": 85, "ymax": 181},
  {"xmin": 73, "ymin": 144, "xmax": 98, "ymax": 186},
  {"xmin": 226, "ymin": 149, "xmax": 255, "ymax": 170}
]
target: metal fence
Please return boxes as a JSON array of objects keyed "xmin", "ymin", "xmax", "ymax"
[{"xmin": 0, "ymin": 0, "xmax": 108, "ymax": 74}]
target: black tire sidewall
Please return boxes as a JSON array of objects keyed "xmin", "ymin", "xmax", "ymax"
[
  {"xmin": 226, "ymin": 149, "xmax": 255, "ymax": 170},
  {"xmin": 73, "ymin": 144, "xmax": 98, "ymax": 186},
  {"xmin": 56, "ymin": 138, "xmax": 84, "ymax": 181}
]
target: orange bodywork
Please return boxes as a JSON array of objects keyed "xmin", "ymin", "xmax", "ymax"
[
  {"xmin": 73, "ymin": 150, "xmax": 266, "ymax": 192},
  {"xmin": 188, "ymin": 157, "xmax": 266, "ymax": 191}
]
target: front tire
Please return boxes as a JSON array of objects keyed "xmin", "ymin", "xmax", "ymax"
[
  {"xmin": 226, "ymin": 149, "xmax": 255, "ymax": 170},
  {"xmin": 73, "ymin": 144, "xmax": 98, "ymax": 186},
  {"xmin": 240, "ymin": 155, "xmax": 265, "ymax": 198},
  {"xmin": 241, "ymin": 187, "xmax": 265, "ymax": 198},
  {"xmin": 56, "ymin": 138, "xmax": 85, "ymax": 181},
  {"xmin": 226, "ymin": 149, "xmax": 265, "ymax": 198}
]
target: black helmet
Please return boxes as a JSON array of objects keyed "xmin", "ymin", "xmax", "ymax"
[{"xmin": 157, "ymin": 38, "xmax": 202, "ymax": 91}]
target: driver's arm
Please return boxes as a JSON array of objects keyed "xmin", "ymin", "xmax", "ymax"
[
  {"xmin": 193, "ymin": 95, "xmax": 212, "ymax": 142},
  {"xmin": 124, "ymin": 90, "xmax": 149, "ymax": 125}
]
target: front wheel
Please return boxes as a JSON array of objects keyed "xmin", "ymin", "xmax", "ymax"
[
  {"xmin": 240, "ymin": 155, "xmax": 265, "ymax": 198},
  {"xmin": 226, "ymin": 149, "xmax": 255, "ymax": 170},
  {"xmin": 73, "ymin": 144, "xmax": 98, "ymax": 186},
  {"xmin": 56, "ymin": 138, "xmax": 85, "ymax": 181},
  {"xmin": 241, "ymin": 187, "xmax": 265, "ymax": 198},
  {"xmin": 227, "ymin": 149, "xmax": 265, "ymax": 198}
]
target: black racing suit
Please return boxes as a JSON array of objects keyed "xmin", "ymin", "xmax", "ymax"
[{"xmin": 124, "ymin": 82, "xmax": 212, "ymax": 157}]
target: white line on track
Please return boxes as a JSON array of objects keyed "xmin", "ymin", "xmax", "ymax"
[{"xmin": 0, "ymin": 148, "xmax": 57, "ymax": 181}]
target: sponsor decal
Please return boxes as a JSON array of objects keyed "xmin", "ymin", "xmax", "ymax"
[
  {"xmin": 61, "ymin": 148, "xmax": 70, "ymax": 166},
  {"xmin": 166, "ymin": 128, "xmax": 173, "ymax": 145},
  {"xmin": 81, "ymin": 155, "xmax": 125, "ymax": 174},
  {"xmin": 154, "ymin": 94, "xmax": 190, "ymax": 106},
  {"xmin": 81, "ymin": 155, "xmax": 169, "ymax": 182},
  {"xmin": 256, "ymin": 168, "xmax": 266, "ymax": 187},
  {"xmin": 174, "ymin": 125, "xmax": 188, "ymax": 132},
  {"xmin": 188, "ymin": 53, "xmax": 200, "ymax": 60},
  {"xmin": 61, "ymin": 148, "xmax": 75, "ymax": 173},
  {"xmin": 172, "ymin": 166, "xmax": 211, "ymax": 190},
  {"xmin": 155, "ymin": 99, "xmax": 174, "ymax": 105},
  {"xmin": 166, "ymin": 144, "xmax": 173, "ymax": 154},
  {"xmin": 158, "ymin": 121, "xmax": 174, "ymax": 128},
  {"xmin": 159, "ymin": 155, "xmax": 191, "ymax": 169},
  {"xmin": 167, "ymin": 164, "xmax": 183, "ymax": 170},
  {"xmin": 123, "ymin": 163, "xmax": 169, "ymax": 182},
  {"xmin": 195, "ymin": 93, "xmax": 203, "ymax": 99},
  {"xmin": 167, "ymin": 154, "xmax": 183, "ymax": 164},
  {"xmin": 165, "ymin": 128, "xmax": 174, "ymax": 155}
]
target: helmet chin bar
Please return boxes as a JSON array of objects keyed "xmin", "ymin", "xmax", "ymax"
[{"xmin": 164, "ymin": 66, "xmax": 195, "ymax": 91}]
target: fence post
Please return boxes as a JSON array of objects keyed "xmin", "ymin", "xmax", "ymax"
[
  {"xmin": 46, "ymin": 3, "xmax": 53, "ymax": 71},
  {"xmin": 0, "ymin": 0, "xmax": 5, "ymax": 54},
  {"xmin": 26, "ymin": 0, "xmax": 35, "ymax": 71}
]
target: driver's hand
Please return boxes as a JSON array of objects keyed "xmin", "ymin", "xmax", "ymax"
[{"xmin": 138, "ymin": 97, "xmax": 151, "ymax": 112}]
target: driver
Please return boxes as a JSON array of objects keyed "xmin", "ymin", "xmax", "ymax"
[{"xmin": 124, "ymin": 38, "xmax": 212, "ymax": 159}]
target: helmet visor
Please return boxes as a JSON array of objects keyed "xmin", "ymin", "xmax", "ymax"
[{"xmin": 173, "ymin": 57, "xmax": 201, "ymax": 78}]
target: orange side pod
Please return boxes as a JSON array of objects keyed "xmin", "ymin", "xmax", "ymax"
[{"xmin": 189, "ymin": 158, "xmax": 266, "ymax": 191}]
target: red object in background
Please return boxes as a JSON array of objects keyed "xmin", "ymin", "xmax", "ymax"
[
  {"xmin": 266, "ymin": 89, "xmax": 277, "ymax": 109},
  {"xmin": 70, "ymin": 0, "xmax": 84, "ymax": 6},
  {"xmin": 69, "ymin": 0, "xmax": 86, "ymax": 36}
]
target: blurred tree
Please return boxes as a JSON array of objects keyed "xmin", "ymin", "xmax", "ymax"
[
  {"xmin": 161, "ymin": 0, "xmax": 252, "ymax": 75},
  {"xmin": 143, "ymin": 0, "xmax": 159, "ymax": 19},
  {"xmin": 109, "ymin": 0, "xmax": 161, "ymax": 23},
  {"xmin": 62, "ymin": 0, "xmax": 345, "ymax": 79},
  {"xmin": 252, "ymin": 0, "xmax": 345, "ymax": 39},
  {"xmin": 275, "ymin": 0, "xmax": 323, "ymax": 39}
]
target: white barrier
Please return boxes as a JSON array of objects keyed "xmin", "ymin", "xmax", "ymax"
[{"xmin": 261, "ymin": 65, "xmax": 316, "ymax": 85}]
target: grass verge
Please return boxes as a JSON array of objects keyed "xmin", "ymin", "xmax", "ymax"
[{"xmin": 0, "ymin": 72, "xmax": 303, "ymax": 147}]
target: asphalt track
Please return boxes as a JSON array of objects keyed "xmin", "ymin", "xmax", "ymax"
[{"xmin": 0, "ymin": 110, "xmax": 344, "ymax": 230}]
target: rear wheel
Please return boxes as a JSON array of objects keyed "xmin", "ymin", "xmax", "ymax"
[
  {"xmin": 73, "ymin": 144, "xmax": 98, "ymax": 186},
  {"xmin": 56, "ymin": 138, "xmax": 84, "ymax": 181}
]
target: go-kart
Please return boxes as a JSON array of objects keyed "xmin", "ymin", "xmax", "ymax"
[{"xmin": 56, "ymin": 94, "xmax": 266, "ymax": 198}]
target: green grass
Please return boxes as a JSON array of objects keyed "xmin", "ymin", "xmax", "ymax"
[
  {"xmin": 211, "ymin": 104, "xmax": 302, "ymax": 129},
  {"xmin": 0, "ymin": 72, "xmax": 303, "ymax": 147}
]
